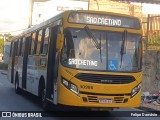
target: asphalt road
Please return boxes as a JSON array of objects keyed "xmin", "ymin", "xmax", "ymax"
[{"xmin": 0, "ymin": 71, "xmax": 159, "ymax": 120}]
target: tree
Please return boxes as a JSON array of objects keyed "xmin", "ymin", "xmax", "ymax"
[
  {"xmin": 0, "ymin": 38, "xmax": 4, "ymax": 54},
  {"xmin": 4, "ymin": 33, "xmax": 13, "ymax": 42}
]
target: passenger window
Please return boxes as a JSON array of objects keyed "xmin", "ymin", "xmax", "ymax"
[
  {"xmin": 40, "ymin": 29, "xmax": 45, "ymax": 54},
  {"xmin": 28, "ymin": 36, "xmax": 32, "ymax": 55},
  {"xmin": 36, "ymin": 30, "xmax": 43, "ymax": 54},
  {"xmin": 42, "ymin": 28, "xmax": 49, "ymax": 55},
  {"xmin": 21, "ymin": 38, "xmax": 25, "ymax": 57},
  {"xmin": 31, "ymin": 32, "xmax": 37, "ymax": 55},
  {"xmin": 15, "ymin": 40, "xmax": 19, "ymax": 56},
  {"xmin": 19, "ymin": 38, "xmax": 22, "ymax": 56}
]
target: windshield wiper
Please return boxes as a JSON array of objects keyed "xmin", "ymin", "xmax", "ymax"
[
  {"xmin": 84, "ymin": 26, "xmax": 102, "ymax": 63},
  {"xmin": 84, "ymin": 26, "xmax": 100, "ymax": 49},
  {"xmin": 135, "ymin": 48, "xmax": 138, "ymax": 66},
  {"xmin": 120, "ymin": 29, "xmax": 127, "ymax": 68},
  {"xmin": 135, "ymin": 39, "xmax": 141, "ymax": 68}
]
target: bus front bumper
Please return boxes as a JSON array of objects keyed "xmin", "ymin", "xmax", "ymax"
[{"xmin": 58, "ymin": 83, "xmax": 141, "ymax": 108}]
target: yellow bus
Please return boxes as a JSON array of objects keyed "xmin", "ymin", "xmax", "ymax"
[{"xmin": 8, "ymin": 10, "xmax": 142, "ymax": 110}]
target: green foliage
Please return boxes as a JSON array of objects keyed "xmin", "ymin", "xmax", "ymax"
[
  {"xmin": 3, "ymin": 33, "xmax": 13, "ymax": 42},
  {"xmin": 0, "ymin": 39, "xmax": 4, "ymax": 44},
  {"xmin": 7, "ymin": 36, "xmax": 13, "ymax": 42},
  {"xmin": 0, "ymin": 63, "xmax": 8, "ymax": 70},
  {"xmin": 148, "ymin": 36, "xmax": 160, "ymax": 45},
  {"xmin": 0, "ymin": 39, "xmax": 4, "ymax": 54}
]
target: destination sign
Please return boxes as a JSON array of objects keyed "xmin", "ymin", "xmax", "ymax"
[{"xmin": 68, "ymin": 12, "xmax": 140, "ymax": 29}]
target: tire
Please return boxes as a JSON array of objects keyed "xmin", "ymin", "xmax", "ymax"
[
  {"xmin": 15, "ymin": 76, "xmax": 21, "ymax": 94},
  {"xmin": 40, "ymin": 87, "xmax": 50, "ymax": 110}
]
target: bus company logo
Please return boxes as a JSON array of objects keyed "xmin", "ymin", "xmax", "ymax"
[
  {"xmin": 1, "ymin": 112, "xmax": 42, "ymax": 118},
  {"xmin": 100, "ymin": 79, "xmax": 113, "ymax": 83},
  {"xmin": 2, "ymin": 112, "xmax": 11, "ymax": 117}
]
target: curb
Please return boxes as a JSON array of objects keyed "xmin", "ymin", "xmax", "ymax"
[{"xmin": 139, "ymin": 106, "xmax": 160, "ymax": 115}]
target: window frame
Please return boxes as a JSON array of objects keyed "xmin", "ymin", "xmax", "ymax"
[
  {"xmin": 41, "ymin": 27, "xmax": 50, "ymax": 55},
  {"xmin": 36, "ymin": 29, "xmax": 43, "ymax": 55},
  {"xmin": 31, "ymin": 32, "xmax": 37, "ymax": 55}
]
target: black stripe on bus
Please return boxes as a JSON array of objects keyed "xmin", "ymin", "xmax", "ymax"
[{"xmin": 79, "ymin": 91, "xmax": 131, "ymax": 96}]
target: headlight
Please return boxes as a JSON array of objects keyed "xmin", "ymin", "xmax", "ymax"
[
  {"xmin": 70, "ymin": 84, "xmax": 79, "ymax": 95},
  {"xmin": 62, "ymin": 78, "xmax": 69, "ymax": 88},
  {"xmin": 61, "ymin": 77, "xmax": 79, "ymax": 96},
  {"xmin": 131, "ymin": 83, "xmax": 141, "ymax": 98}
]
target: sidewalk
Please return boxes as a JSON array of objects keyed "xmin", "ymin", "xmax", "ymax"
[
  {"xmin": 140, "ymin": 102, "xmax": 160, "ymax": 113},
  {"xmin": 141, "ymin": 102, "xmax": 160, "ymax": 110}
]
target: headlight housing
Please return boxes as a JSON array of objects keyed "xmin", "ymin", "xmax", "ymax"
[
  {"xmin": 131, "ymin": 83, "xmax": 141, "ymax": 98},
  {"xmin": 61, "ymin": 77, "xmax": 79, "ymax": 96}
]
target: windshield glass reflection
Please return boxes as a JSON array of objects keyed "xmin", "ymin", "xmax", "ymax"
[{"xmin": 61, "ymin": 28, "xmax": 142, "ymax": 72}]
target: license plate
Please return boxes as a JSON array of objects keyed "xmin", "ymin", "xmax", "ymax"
[{"xmin": 99, "ymin": 98, "xmax": 112, "ymax": 103}]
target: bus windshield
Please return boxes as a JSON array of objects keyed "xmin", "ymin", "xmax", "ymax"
[{"xmin": 61, "ymin": 28, "xmax": 142, "ymax": 72}]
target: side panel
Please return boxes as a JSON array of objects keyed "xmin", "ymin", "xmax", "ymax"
[
  {"xmin": 29, "ymin": 30, "xmax": 45, "ymax": 96},
  {"xmin": 31, "ymin": 28, "xmax": 48, "ymax": 96},
  {"xmin": 27, "ymin": 55, "xmax": 36, "ymax": 93},
  {"xmin": 31, "ymin": 56, "xmax": 47, "ymax": 96}
]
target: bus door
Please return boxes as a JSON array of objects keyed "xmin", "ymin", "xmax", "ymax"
[
  {"xmin": 46, "ymin": 26, "xmax": 60, "ymax": 104},
  {"xmin": 22, "ymin": 37, "xmax": 30, "ymax": 90},
  {"xmin": 10, "ymin": 41, "xmax": 17, "ymax": 83}
]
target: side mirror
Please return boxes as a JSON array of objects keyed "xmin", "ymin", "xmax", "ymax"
[{"xmin": 56, "ymin": 34, "xmax": 64, "ymax": 50}]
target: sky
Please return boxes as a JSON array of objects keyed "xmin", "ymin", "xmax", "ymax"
[
  {"xmin": 1, "ymin": 0, "xmax": 160, "ymax": 35},
  {"xmin": 0, "ymin": 0, "xmax": 29, "ymax": 35},
  {"xmin": 133, "ymin": 2, "xmax": 160, "ymax": 14}
]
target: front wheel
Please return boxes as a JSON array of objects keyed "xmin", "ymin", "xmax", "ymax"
[{"xmin": 40, "ymin": 88, "xmax": 50, "ymax": 110}]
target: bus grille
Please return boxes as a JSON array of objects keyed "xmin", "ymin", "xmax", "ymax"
[
  {"xmin": 87, "ymin": 96, "xmax": 99, "ymax": 103},
  {"xmin": 85, "ymin": 96, "xmax": 126, "ymax": 103},
  {"xmin": 114, "ymin": 97, "xmax": 124, "ymax": 103},
  {"xmin": 75, "ymin": 73, "xmax": 135, "ymax": 84}
]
